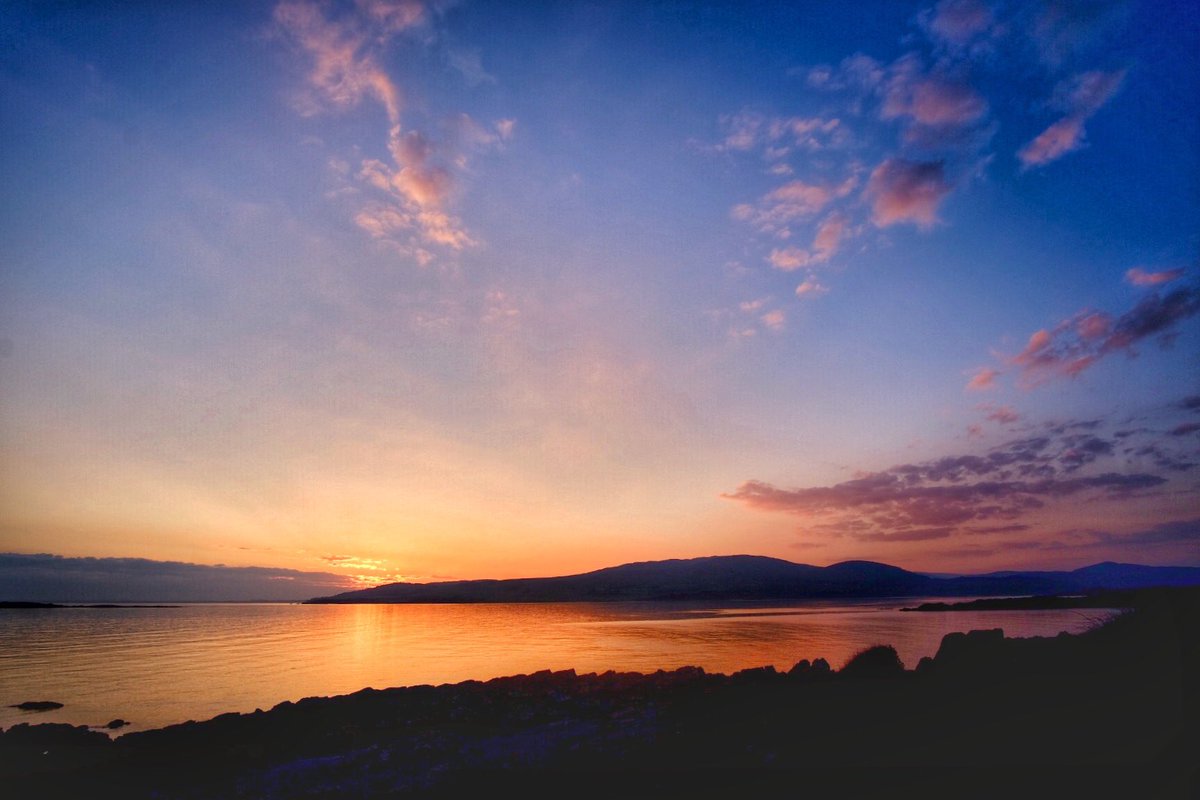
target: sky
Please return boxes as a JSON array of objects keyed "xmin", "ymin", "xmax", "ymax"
[{"xmin": 1, "ymin": 0, "xmax": 1198, "ymax": 597}]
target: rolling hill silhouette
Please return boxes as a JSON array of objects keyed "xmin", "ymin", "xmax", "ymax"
[{"xmin": 306, "ymin": 556, "xmax": 1200, "ymax": 603}]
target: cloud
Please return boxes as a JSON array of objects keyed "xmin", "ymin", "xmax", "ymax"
[
  {"xmin": 979, "ymin": 403, "xmax": 1020, "ymax": 424},
  {"xmin": 866, "ymin": 158, "xmax": 953, "ymax": 228},
  {"xmin": 812, "ymin": 213, "xmax": 848, "ymax": 261},
  {"xmin": 795, "ymin": 278, "xmax": 829, "ymax": 298},
  {"xmin": 1088, "ymin": 517, "xmax": 1200, "ymax": 546},
  {"xmin": 275, "ymin": 0, "xmax": 507, "ymax": 259},
  {"xmin": 732, "ymin": 176, "xmax": 858, "ymax": 238},
  {"xmin": 882, "ymin": 64, "xmax": 988, "ymax": 128},
  {"xmin": 1008, "ymin": 284, "xmax": 1200, "ymax": 384},
  {"xmin": 922, "ymin": 0, "xmax": 995, "ymax": 46},
  {"xmin": 799, "ymin": 53, "xmax": 886, "ymax": 93},
  {"xmin": 0, "ymin": 553, "xmax": 356, "ymax": 602},
  {"xmin": 965, "ymin": 366, "xmax": 1000, "ymax": 391},
  {"xmin": 274, "ymin": 0, "xmax": 412, "ymax": 123},
  {"xmin": 1126, "ymin": 267, "xmax": 1185, "ymax": 287},
  {"xmin": 768, "ymin": 247, "xmax": 813, "ymax": 272},
  {"xmin": 1030, "ymin": 0, "xmax": 1126, "ymax": 68},
  {"xmin": 859, "ymin": 527, "xmax": 954, "ymax": 542},
  {"xmin": 761, "ymin": 309, "xmax": 786, "ymax": 332},
  {"xmin": 357, "ymin": 0, "xmax": 426, "ymax": 33},
  {"xmin": 446, "ymin": 46, "xmax": 496, "ymax": 86},
  {"xmin": 723, "ymin": 422, "xmax": 1185, "ymax": 544},
  {"xmin": 1018, "ymin": 69, "xmax": 1125, "ymax": 167},
  {"xmin": 1016, "ymin": 117, "xmax": 1084, "ymax": 167},
  {"xmin": 716, "ymin": 112, "xmax": 846, "ymax": 155}
]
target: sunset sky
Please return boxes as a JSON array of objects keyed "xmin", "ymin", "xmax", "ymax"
[{"xmin": 1, "ymin": 0, "xmax": 1197, "ymax": 593}]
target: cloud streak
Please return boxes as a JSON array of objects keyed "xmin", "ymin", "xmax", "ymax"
[
  {"xmin": 1008, "ymin": 284, "xmax": 1200, "ymax": 384},
  {"xmin": 723, "ymin": 422, "xmax": 1187, "ymax": 544},
  {"xmin": 276, "ymin": 0, "xmax": 509, "ymax": 259},
  {"xmin": 1019, "ymin": 69, "xmax": 1125, "ymax": 167}
]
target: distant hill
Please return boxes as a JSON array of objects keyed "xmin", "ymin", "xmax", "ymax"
[{"xmin": 306, "ymin": 556, "xmax": 1200, "ymax": 604}]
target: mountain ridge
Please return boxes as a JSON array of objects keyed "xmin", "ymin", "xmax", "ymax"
[{"xmin": 306, "ymin": 555, "xmax": 1200, "ymax": 604}]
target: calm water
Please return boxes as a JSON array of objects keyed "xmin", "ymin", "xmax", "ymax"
[{"xmin": 0, "ymin": 600, "xmax": 1117, "ymax": 734}]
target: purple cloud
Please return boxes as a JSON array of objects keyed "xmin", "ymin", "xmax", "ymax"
[
  {"xmin": 722, "ymin": 420, "xmax": 1190, "ymax": 545},
  {"xmin": 865, "ymin": 158, "xmax": 954, "ymax": 228},
  {"xmin": 1008, "ymin": 284, "xmax": 1200, "ymax": 384}
]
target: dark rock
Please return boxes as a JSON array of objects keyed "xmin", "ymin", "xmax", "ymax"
[
  {"xmin": 932, "ymin": 628, "xmax": 1006, "ymax": 671},
  {"xmin": 731, "ymin": 666, "xmax": 777, "ymax": 682},
  {"xmin": 788, "ymin": 659, "xmax": 811, "ymax": 675},
  {"xmin": 10, "ymin": 700, "xmax": 64, "ymax": 711},
  {"xmin": 838, "ymin": 645, "xmax": 905, "ymax": 679},
  {"xmin": 105, "ymin": 719, "xmax": 129, "ymax": 730}
]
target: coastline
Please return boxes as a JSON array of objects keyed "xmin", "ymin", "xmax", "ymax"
[{"xmin": 2, "ymin": 587, "xmax": 1195, "ymax": 799}]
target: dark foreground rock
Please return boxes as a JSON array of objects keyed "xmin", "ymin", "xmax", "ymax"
[{"xmin": 2, "ymin": 588, "xmax": 1197, "ymax": 800}]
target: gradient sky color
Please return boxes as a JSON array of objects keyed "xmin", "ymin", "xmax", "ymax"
[{"xmin": 1, "ymin": 0, "xmax": 1197, "ymax": 589}]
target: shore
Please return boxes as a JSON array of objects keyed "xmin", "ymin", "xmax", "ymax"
[{"xmin": 2, "ymin": 587, "xmax": 1196, "ymax": 799}]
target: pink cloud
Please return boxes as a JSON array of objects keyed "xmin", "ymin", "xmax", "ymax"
[
  {"xmin": 734, "ymin": 176, "xmax": 858, "ymax": 237},
  {"xmin": 1018, "ymin": 117, "xmax": 1085, "ymax": 166},
  {"xmin": 795, "ymin": 278, "xmax": 828, "ymax": 298},
  {"xmin": 924, "ymin": 0, "xmax": 994, "ymax": 45},
  {"xmin": 812, "ymin": 213, "xmax": 847, "ymax": 261},
  {"xmin": 1126, "ymin": 267, "xmax": 1185, "ymax": 287},
  {"xmin": 1007, "ymin": 284, "xmax": 1200, "ymax": 385},
  {"xmin": 356, "ymin": 0, "xmax": 425, "ymax": 33},
  {"xmin": 980, "ymin": 404, "xmax": 1020, "ymax": 425},
  {"xmin": 274, "ymin": 0, "xmax": 409, "ymax": 123},
  {"xmin": 866, "ymin": 158, "xmax": 953, "ymax": 229},
  {"xmin": 275, "ymin": 0, "xmax": 508, "ymax": 259},
  {"xmin": 1019, "ymin": 70, "xmax": 1125, "ymax": 168},
  {"xmin": 768, "ymin": 247, "xmax": 813, "ymax": 271},
  {"xmin": 761, "ymin": 310, "xmax": 786, "ymax": 332},
  {"xmin": 883, "ymin": 73, "xmax": 987, "ymax": 127},
  {"xmin": 723, "ymin": 427, "xmax": 1166, "ymax": 541},
  {"xmin": 966, "ymin": 367, "xmax": 1000, "ymax": 391}
]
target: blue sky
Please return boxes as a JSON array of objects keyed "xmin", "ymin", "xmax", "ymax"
[{"xmin": 1, "ymin": 0, "xmax": 1197, "ymax": 588}]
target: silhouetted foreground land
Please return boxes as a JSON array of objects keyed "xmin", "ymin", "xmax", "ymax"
[{"xmin": 3, "ymin": 589, "xmax": 1196, "ymax": 799}]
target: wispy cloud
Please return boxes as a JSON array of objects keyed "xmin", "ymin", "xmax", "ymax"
[
  {"xmin": 733, "ymin": 176, "xmax": 858, "ymax": 239},
  {"xmin": 921, "ymin": 0, "xmax": 995, "ymax": 48},
  {"xmin": 1125, "ymin": 267, "xmax": 1185, "ymax": 287},
  {"xmin": 275, "ymin": 0, "xmax": 509, "ymax": 260},
  {"xmin": 979, "ymin": 403, "xmax": 1020, "ymax": 425},
  {"xmin": 761, "ymin": 309, "xmax": 786, "ymax": 332},
  {"xmin": 274, "ymin": 0, "xmax": 411, "ymax": 122},
  {"xmin": 881, "ymin": 57, "xmax": 988, "ymax": 128},
  {"xmin": 965, "ymin": 366, "xmax": 1000, "ymax": 391},
  {"xmin": 1030, "ymin": 0, "xmax": 1127, "ymax": 68},
  {"xmin": 1007, "ymin": 283, "xmax": 1200, "ymax": 384},
  {"xmin": 1019, "ymin": 69, "xmax": 1125, "ymax": 167},
  {"xmin": 724, "ymin": 422, "xmax": 1180, "ymax": 544},
  {"xmin": 795, "ymin": 278, "xmax": 829, "ymax": 299}
]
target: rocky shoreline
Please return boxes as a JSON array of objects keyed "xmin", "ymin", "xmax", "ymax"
[{"xmin": 2, "ymin": 588, "xmax": 1196, "ymax": 799}]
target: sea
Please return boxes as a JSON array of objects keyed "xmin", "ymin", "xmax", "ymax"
[{"xmin": 0, "ymin": 599, "xmax": 1118, "ymax": 734}]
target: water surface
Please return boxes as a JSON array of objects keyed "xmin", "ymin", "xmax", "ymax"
[{"xmin": 0, "ymin": 600, "xmax": 1117, "ymax": 733}]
